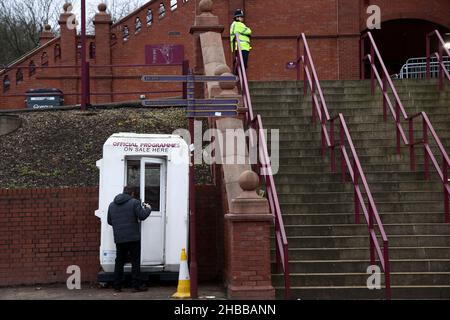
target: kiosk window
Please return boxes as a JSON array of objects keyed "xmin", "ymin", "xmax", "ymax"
[
  {"xmin": 126, "ymin": 160, "xmax": 141, "ymax": 198},
  {"xmin": 144, "ymin": 163, "xmax": 161, "ymax": 211}
]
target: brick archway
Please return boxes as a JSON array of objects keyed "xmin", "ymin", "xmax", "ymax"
[
  {"xmin": 360, "ymin": 0, "xmax": 450, "ymax": 32},
  {"xmin": 361, "ymin": 18, "xmax": 450, "ymax": 76}
]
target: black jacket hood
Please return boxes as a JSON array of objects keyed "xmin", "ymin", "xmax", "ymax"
[{"xmin": 114, "ymin": 193, "xmax": 133, "ymax": 205}]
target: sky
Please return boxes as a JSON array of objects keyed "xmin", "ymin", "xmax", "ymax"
[{"xmin": 71, "ymin": 0, "xmax": 148, "ymax": 19}]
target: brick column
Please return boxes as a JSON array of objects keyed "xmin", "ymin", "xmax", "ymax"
[
  {"xmin": 189, "ymin": 0, "xmax": 224, "ymax": 98},
  {"xmin": 225, "ymin": 170, "xmax": 275, "ymax": 299},
  {"xmin": 39, "ymin": 24, "xmax": 54, "ymax": 46},
  {"xmin": 93, "ymin": 3, "xmax": 113, "ymax": 104},
  {"xmin": 58, "ymin": 3, "xmax": 78, "ymax": 105},
  {"xmin": 337, "ymin": 0, "xmax": 361, "ymax": 79}
]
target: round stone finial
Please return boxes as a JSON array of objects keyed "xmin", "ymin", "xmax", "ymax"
[
  {"xmin": 98, "ymin": 3, "xmax": 107, "ymax": 12},
  {"xmin": 219, "ymin": 72, "xmax": 236, "ymax": 90},
  {"xmin": 214, "ymin": 64, "xmax": 231, "ymax": 76},
  {"xmin": 44, "ymin": 24, "xmax": 52, "ymax": 31},
  {"xmin": 199, "ymin": 0, "xmax": 213, "ymax": 13},
  {"xmin": 63, "ymin": 3, "xmax": 72, "ymax": 12},
  {"xmin": 238, "ymin": 170, "xmax": 260, "ymax": 192}
]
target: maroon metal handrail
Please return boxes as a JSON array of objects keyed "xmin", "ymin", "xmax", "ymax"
[
  {"xmin": 233, "ymin": 34, "xmax": 291, "ymax": 299},
  {"xmin": 426, "ymin": 30, "xmax": 450, "ymax": 90},
  {"xmin": 362, "ymin": 31, "xmax": 450, "ymax": 223},
  {"xmin": 298, "ymin": 33, "xmax": 391, "ymax": 299}
]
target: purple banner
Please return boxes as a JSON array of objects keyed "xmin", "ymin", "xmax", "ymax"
[{"xmin": 145, "ymin": 44, "xmax": 184, "ymax": 65}]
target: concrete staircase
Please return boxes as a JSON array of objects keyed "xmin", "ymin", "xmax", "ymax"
[{"xmin": 249, "ymin": 79, "xmax": 450, "ymax": 299}]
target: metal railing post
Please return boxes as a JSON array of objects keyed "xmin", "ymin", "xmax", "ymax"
[
  {"xmin": 330, "ymin": 118, "xmax": 336, "ymax": 172},
  {"xmin": 354, "ymin": 160, "xmax": 360, "ymax": 225},
  {"xmin": 368, "ymin": 205, "xmax": 375, "ymax": 265},
  {"xmin": 426, "ymin": 35, "xmax": 431, "ymax": 80},
  {"xmin": 370, "ymin": 46, "xmax": 375, "ymax": 95},
  {"xmin": 439, "ymin": 46, "xmax": 444, "ymax": 91},
  {"xmin": 360, "ymin": 37, "xmax": 365, "ymax": 80},
  {"xmin": 383, "ymin": 243, "xmax": 391, "ymax": 300},
  {"xmin": 382, "ymin": 73, "xmax": 387, "ymax": 122},
  {"xmin": 340, "ymin": 122, "xmax": 346, "ymax": 183},
  {"xmin": 409, "ymin": 118, "xmax": 416, "ymax": 171},
  {"xmin": 297, "ymin": 38, "xmax": 301, "ymax": 81},
  {"xmin": 444, "ymin": 159, "xmax": 449, "ymax": 223},
  {"xmin": 395, "ymin": 102, "xmax": 401, "ymax": 154},
  {"xmin": 423, "ymin": 118, "xmax": 430, "ymax": 181}
]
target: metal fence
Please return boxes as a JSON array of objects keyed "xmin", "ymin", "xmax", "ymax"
[{"xmin": 398, "ymin": 56, "xmax": 450, "ymax": 79}]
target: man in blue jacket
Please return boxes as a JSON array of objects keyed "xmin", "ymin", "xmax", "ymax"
[{"xmin": 108, "ymin": 186, "xmax": 152, "ymax": 292}]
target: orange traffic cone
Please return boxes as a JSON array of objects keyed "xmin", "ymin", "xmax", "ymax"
[{"xmin": 172, "ymin": 248, "xmax": 191, "ymax": 299}]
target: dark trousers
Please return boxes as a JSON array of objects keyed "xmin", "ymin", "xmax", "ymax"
[
  {"xmin": 242, "ymin": 50, "xmax": 250, "ymax": 70},
  {"xmin": 113, "ymin": 241, "xmax": 141, "ymax": 289},
  {"xmin": 234, "ymin": 50, "xmax": 250, "ymax": 72}
]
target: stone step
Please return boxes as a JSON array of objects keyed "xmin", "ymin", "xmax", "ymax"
[
  {"xmin": 272, "ymin": 272, "xmax": 450, "ymax": 288},
  {"xmin": 256, "ymin": 113, "xmax": 450, "ymax": 125},
  {"xmin": 251, "ymin": 93, "xmax": 450, "ymax": 104},
  {"xmin": 281, "ymin": 212, "xmax": 446, "ymax": 225},
  {"xmin": 274, "ymin": 246, "xmax": 450, "ymax": 261},
  {"xmin": 277, "ymin": 145, "xmax": 444, "ymax": 158},
  {"xmin": 276, "ymin": 130, "xmax": 450, "ymax": 142},
  {"xmin": 276, "ymin": 154, "xmax": 431, "ymax": 166},
  {"xmin": 262, "ymin": 114, "xmax": 450, "ymax": 129},
  {"xmin": 274, "ymin": 171, "xmax": 429, "ymax": 183},
  {"xmin": 276, "ymin": 163, "xmax": 433, "ymax": 174},
  {"xmin": 250, "ymin": 86, "xmax": 447, "ymax": 97},
  {"xmin": 278, "ymin": 190, "xmax": 444, "ymax": 203},
  {"xmin": 275, "ymin": 138, "xmax": 450, "ymax": 149},
  {"xmin": 282, "ymin": 257, "xmax": 450, "ymax": 275},
  {"xmin": 261, "ymin": 118, "xmax": 450, "ymax": 131},
  {"xmin": 275, "ymin": 284, "xmax": 450, "ymax": 300},
  {"xmin": 282, "ymin": 223, "xmax": 450, "ymax": 237},
  {"xmin": 248, "ymin": 79, "xmax": 442, "ymax": 89},
  {"xmin": 279, "ymin": 201, "xmax": 445, "ymax": 214},
  {"xmin": 276, "ymin": 180, "xmax": 441, "ymax": 193},
  {"xmin": 254, "ymin": 105, "xmax": 450, "ymax": 119},
  {"xmin": 284, "ymin": 235, "xmax": 450, "ymax": 249},
  {"xmin": 249, "ymin": 80, "xmax": 370, "ymax": 89}
]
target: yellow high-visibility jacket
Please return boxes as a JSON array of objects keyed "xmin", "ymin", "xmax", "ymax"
[{"xmin": 230, "ymin": 21, "xmax": 252, "ymax": 52}]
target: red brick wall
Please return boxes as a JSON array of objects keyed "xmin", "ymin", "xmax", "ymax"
[
  {"xmin": 0, "ymin": 185, "xmax": 223, "ymax": 286},
  {"xmin": 196, "ymin": 184, "xmax": 224, "ymax": 282},
  {"xmin": 1, "ymin": 0, "xmax": 450, "ymax": 108},
  {"xmin": 0, "ymin": 187, "xmax": 100, "ymax": 286}
]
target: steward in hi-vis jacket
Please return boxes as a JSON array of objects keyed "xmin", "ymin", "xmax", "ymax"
[{"xmin": 230, "ymin": 9, "xmax": 252, "ymax": 69}]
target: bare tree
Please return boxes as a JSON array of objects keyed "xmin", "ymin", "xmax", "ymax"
[
  {"xmin": 0, "ymin": 0, "xmax": 65, "ymax": 65},
  {"xmin": 0, "ymin": 0, "xmax": 148, "ymax": 66},
  {"xmin": 102, "ymin": 0, "xmax": 147, "ymax": 23}
]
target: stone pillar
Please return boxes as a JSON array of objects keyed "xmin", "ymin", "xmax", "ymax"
[
  {"xmin": 93, "ymin": 3, "xmax": 113, "ymax": 104},
  {"xmin": 39, "ymin": 25, "xmax": 54, "ymax": 46},
  {"xmin": 58, "ymin": 3, "xmax": 78, "ymax": 105},
  {"xmin": 189, "ymin": 0, "xmax": 224, "ymax": 98},
  {"xmin": 225, "ymin": 170, "xmax": 275, "ymax": 299}
]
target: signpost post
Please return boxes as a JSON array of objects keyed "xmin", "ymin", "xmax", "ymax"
[{"xmin": 141, "ymin": 69, "xmax": 238, "ymax": 299}]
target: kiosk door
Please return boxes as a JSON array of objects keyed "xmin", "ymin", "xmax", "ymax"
[{"xmin": 139, "ymin": 158, "xmax": 166, "ymax": 265}]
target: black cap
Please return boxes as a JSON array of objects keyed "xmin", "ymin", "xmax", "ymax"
[{"xmin": 234, "ymin": 9, "xmax": 244, "ymax": 18}]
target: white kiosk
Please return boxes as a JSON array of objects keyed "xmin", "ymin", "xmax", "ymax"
[{"xmin": 95, "ymin": 133, "xmax": 189, "ymax": 282}]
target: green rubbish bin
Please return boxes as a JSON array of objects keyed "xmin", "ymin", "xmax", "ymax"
[{"xmin": 26, "ymin": 88, "xmax": 64, "ymax": 109}]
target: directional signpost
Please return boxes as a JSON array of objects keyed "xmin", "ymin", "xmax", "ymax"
[{"xmin": 141, "ymin": 73, "xmax": 239, "ymax": 118}]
